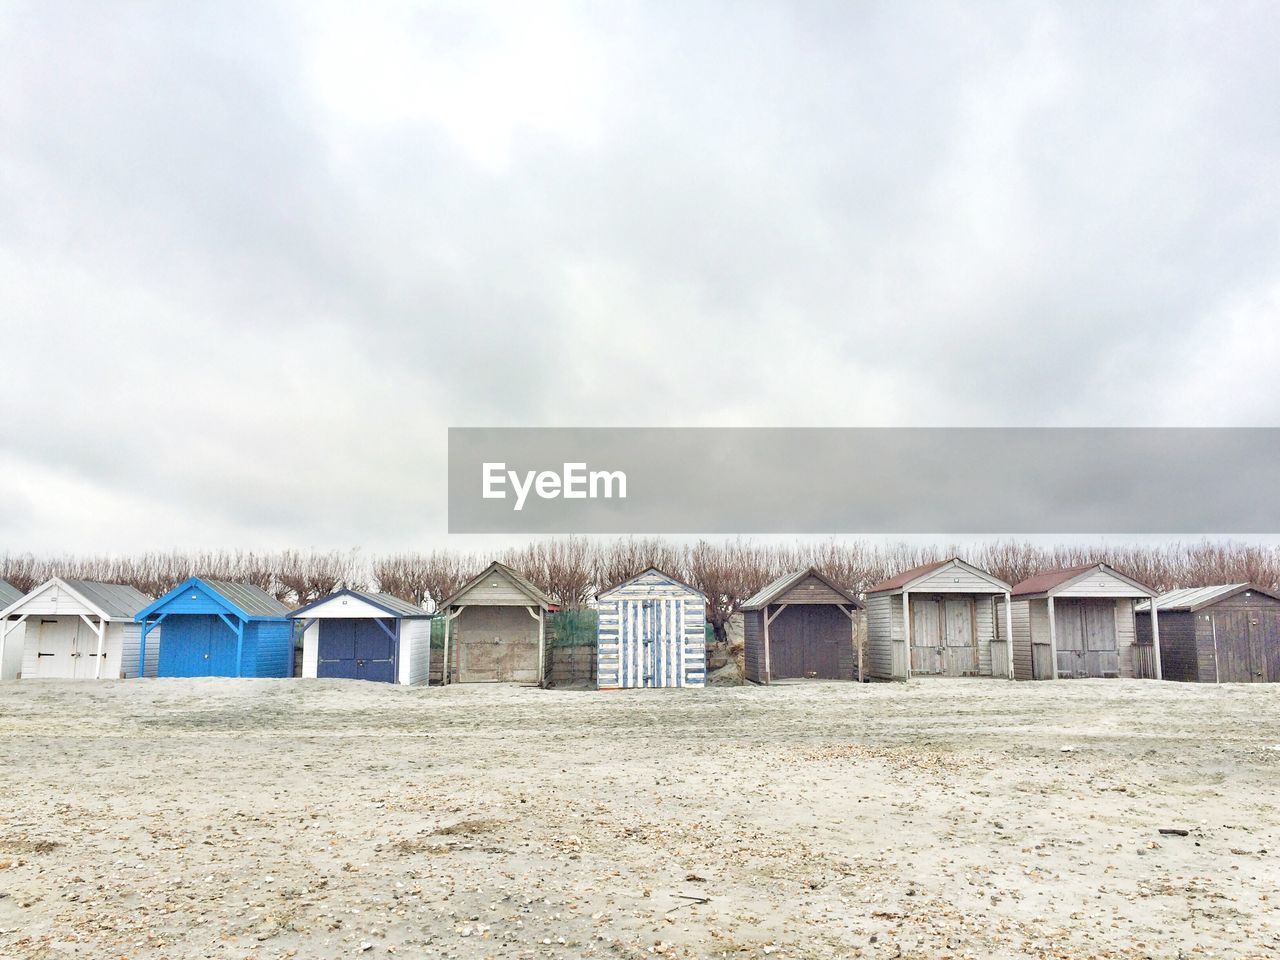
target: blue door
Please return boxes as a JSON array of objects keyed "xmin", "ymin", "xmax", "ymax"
[
  {"xmin": 158, "ymin": 615, "xmax": 241, "ymax": 677},
  {"xmin": 317, "ymin": 619, "xmax": 396, "ymax": 682}
]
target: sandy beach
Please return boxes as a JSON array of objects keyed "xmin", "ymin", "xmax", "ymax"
[{"xmin": 0, "ymin": 678, "xmax": 1277, "ymax": 959}]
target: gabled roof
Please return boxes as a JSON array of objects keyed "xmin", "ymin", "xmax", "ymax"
[
  {"xmin": 867, "ymin": 559, "xmax": 950, "ymax": 592},
  {"xmin": 1136, "ymin": 583, "xmax": 1280, "ymax": 613},
  {"xmin": 0, "ymin": 577, "xmax": 152, "ymax": 621},
  {"xmin": 596, "ymin": 566, "xmax": 706, "ymax": 601},
  {"xmin": 291, "ymin": 588, "xmax": 431, "ymax": 619},
  {"xmin": 0, "ymin": 580, "xmax": 22, "ymax": 609},
  {"xmin": 1011, "ymin": 563, "xmax": 1156, "ymax": 599},
  {"xmin": 137, "ymin": 577, "xmax": 292, "ymax": 621},
  {"xmin": 442, "ymin": 561, "xmax": 554, "ymax": 609},
  {"xmin": 741, "ymin": 567, "xmax": 861, "ymax": 610},
  {"xmin": 866, "ymin": 557, "xmax": 1012, "ymax": 594}
]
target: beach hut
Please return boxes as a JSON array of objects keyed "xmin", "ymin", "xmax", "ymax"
[
  {"xmin": 291, "ymin": 589, "xmax": 433, "ymax": 684},
  {"xmin": 439, "ymin": 562, "xmax": 555, "ymax": 684},
  {"xmin": 1136, "ymin": 584, "xmax": 1280, "ymax": 683},
  {"xmin": 136, "ymin": 577, "xmax": 292, "ymax": 678},
  {"xmin": 593, "ymin": 567, "xmax": 707, "ymax": 689},
  {"xmin": 742, "ymin": 568, "xmax": 862, "ymax": 684},
  {"xmin": 1006, "ymin": 564, "xmax": 1159, "ymax": 680},
  {"xmin": 0, "ymin": 581, "xmax": 24, "ymax": 680},
  {"xmin": 0, "ymin": 578, "xmax": 155, "ymax": 679},
  {"xmin": 864, "ymin": 558, "xmax": 1014, "ymax": 681}
]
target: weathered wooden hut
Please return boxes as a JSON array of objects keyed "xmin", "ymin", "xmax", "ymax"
[
  {"xmin": 0, "ymin": 580, "xmax": 24, "ymax": 680},
  {"xmin": 1005, "ymin": 564, "xmax": 1159, "ymax": 680},
  {"xmin": 439, "ymin": 561, "xmax": 555, "ymax": 684},
  {"xmin": 742, "ymin": 568, "xmax": 862, "ymax": 683},
  {"xmin": 291, "ymin": 589, "xmax": 433, "ymax": 685},
  {"xmin": 137, "ymin": 577, "xmax": 293, "ymax": 678},
  {"xmin": 864, "ymin": 558, "xmax": 1014, "ymax": 681},
  {"xmin": 593, "ymin": 567, "xmax": 707, "ymax": 689},
  {"xmin": 0, "ymin": 578, "xmax": 156, "ymax": 679},
  {"xmin": 1135, "ymin": 584, "xmax": 1280, "ymax": 683}
]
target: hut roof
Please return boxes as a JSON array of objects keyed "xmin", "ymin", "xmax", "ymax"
[
  {"xmin": 0, "ymin": 580, "xmax": 23, "ymax": 609},
  {"xmin": 202, "ymin": 580, "xmax": 293, "ymax": 617},
  {"xmin": 865, "ymin": 557, "xmax": 1011, "ymax": 594},
  {"xmin": 137, "ymin": 577, "xmax": 292, "ymax": 621},
  {"xmin": 291, "ymin": 588, "xmax": 430, "ymax": 619},
  {"xmin": 866, "ymin": 559, "xmax": 951, "ymax": 592},
  {"xmin": 1010, "ymin": 563, "xmax": 1156, "ymax": 599},
  {"xmin": 741, "ymin": 567, "xmax": 860, "ymax": 610},
  {"xmin": 0, "ymin": 578, "xmax": 152, "ymax": 621},
  {"xmin": 596, "ymin": 567, "xmax": 706, "ymax": 601},
  {"xmin": 1136, "ymin": 583, "xmax": 1280, "ymax": 613},
  {"xmin": 442, "ymin": 561, "xmax": 554, "ymax": 609}
]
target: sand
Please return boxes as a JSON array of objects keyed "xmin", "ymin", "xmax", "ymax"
[{"xmin": 0, "ymin": 677, "xmax": 1277, "ymax": 959}]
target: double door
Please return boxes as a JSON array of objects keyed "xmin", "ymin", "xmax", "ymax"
[
  {"xmin": 33, "ymin": 617, "xmax": 103, "ymax": 679},
  {"xmin": 910, "ymin": 596, "xmax": 979, "ymax": 676},
  {"xmin": 1054, "ymin": 599, "xmax": 1118, "ymax": 678},
  {"xmin": 769, "ymin": 604, "xmax": 849, "ymax": 680},
  {"xmin": 317, "ymin": 619, "xmax": 397, "ymax": 683},
  {"xmin": 618, "ymin": 598, "xmax": 686, "ymax": 687},
  {"xmin": 159, "ymin": 615, "xmax": 239, "ymax": 677}
]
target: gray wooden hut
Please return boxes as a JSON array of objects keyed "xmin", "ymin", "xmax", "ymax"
[
  {"xmin": 742, "ymin": 568, "xmax": 862, "ymax": 684},
  {"xmin": 1006, "ymin": 564, "xmax": 1159, "ymax": 680},
  {"xmin": 1135, "ymin": 584, "xmax": 1280, "ymax": 683},
  {"xmin": 864, "ymin": 558, "xmax": 1013, "ymax": 681},
  {"xmin": 439, "ymin": 561, "xmax": 555, "ymax": 684}
]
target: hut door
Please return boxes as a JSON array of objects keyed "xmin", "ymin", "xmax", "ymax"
[
  {"xmin": 354, "ymin": 620, "xmax": 396, "ymax": 683},
  {"xmin": 33, "ymin": 618, "xmax": 76, "ymax": 678},
  {"xmin": 1214, "ymin": 609, "xmax": 1260, "ymax": 682},
  {"xmin": 319, "ymin": 620, "xmax": 397, "ymax": 683},
  {"xmin": 942, "ymin": 598, "xmax": 978, "ymax": 676},
  {"xmin": 1083, "ymin": 602, "xmax": 1119, "ymax": 677},
  {"xmin": 1053, "ymin": 601, "xmax": 1087, "ymax": 678},
  {"xmin": 455, "ymin": 607, "xmax": 538, "ymax": 682},
  {"xmin": 1264, "ymin": 610, "xmax": 1280, "ymax": 683},
  {"xmin": 910, "ymin": 598, "xmax": 944, "ymax": 675},
  {"xmin": 71, "ymin": 619, "xmax": 103, "ymax": 679},
  {"xmin": 621, "ymin": 599, "xmax": 682, "ymax": 687}
]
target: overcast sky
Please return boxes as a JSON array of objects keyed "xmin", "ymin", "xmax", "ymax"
[{"xmin": 2, "ymin": 1, "xmax": 1278, "ymax": 553}]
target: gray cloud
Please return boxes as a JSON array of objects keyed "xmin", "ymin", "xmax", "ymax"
[{"xmin": 1, "ymin": 1, "xmax": 1278, "ymax": 551}]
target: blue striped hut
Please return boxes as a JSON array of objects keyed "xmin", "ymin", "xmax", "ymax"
[{"xmin": 593, "ymin": 567, "xmax": 707, "ymax": 689}]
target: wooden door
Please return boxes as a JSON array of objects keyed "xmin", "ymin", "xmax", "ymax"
[
  {"xmin": 1083, "ymin": 601, "xmax": 1119, "ymax": 677},
  {"xmin": 71, "ymin": 620, "xmax": 102, "ymax": 679},
  {"xmin": 801, "ymin": 605, "xmax": 846, "ymax": 679},
  {"xmin": 455, "ymin": 606, "xmax": 538, "ymax": 682},
  {"xmin": 768, "ymin": 606, "xmax": 805, "ymax": 679},
  {"xmin": 1213, "ymin": 610, "xmax": 1256, "ymax": 682},
  {"xmin": 1054, "ymin": 600, "xmax": 1087, "ymax": 677},
  {"xmin": 910, "ymin": 597, "xmax": 944, "ymax": 675},
  {"xmin": 317, "ymin": 619, "xmax": 358, "ymax": 679},
  {"xmin": 354, "ymin": 620, "xmax": 397, "ymax": 683},
  {"xmin": 942, "ymin": 598, "xmax": 978, "ymax": 676},
  {"xmin": 621, "ymin": 598, "xmax": 684, "ymax": 688},
  {"xmin": 1263, "ymin": 609, "xmax": 1280, "ymax": 682},
  {"xmin": 33, "ymin": 618, "xmax": 76, "ymax": 678}
]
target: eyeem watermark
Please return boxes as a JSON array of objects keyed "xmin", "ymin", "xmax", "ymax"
[
  {"xmin": 450, "ymin": 427, "xmax": 1280, "ymax": 532},
  {"xmin": 482, "ymin": 462, "xmax": 628, "ymax": 512}
]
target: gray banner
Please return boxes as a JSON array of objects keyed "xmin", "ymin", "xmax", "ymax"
[{"xmin": 447, "ymin": 428, "xmax": 1280, "ymax": 533}]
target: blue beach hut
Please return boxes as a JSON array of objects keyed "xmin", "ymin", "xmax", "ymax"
[{"xmin": 136, "ymin": 577, "xmax": 293, "ymax": 678}]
